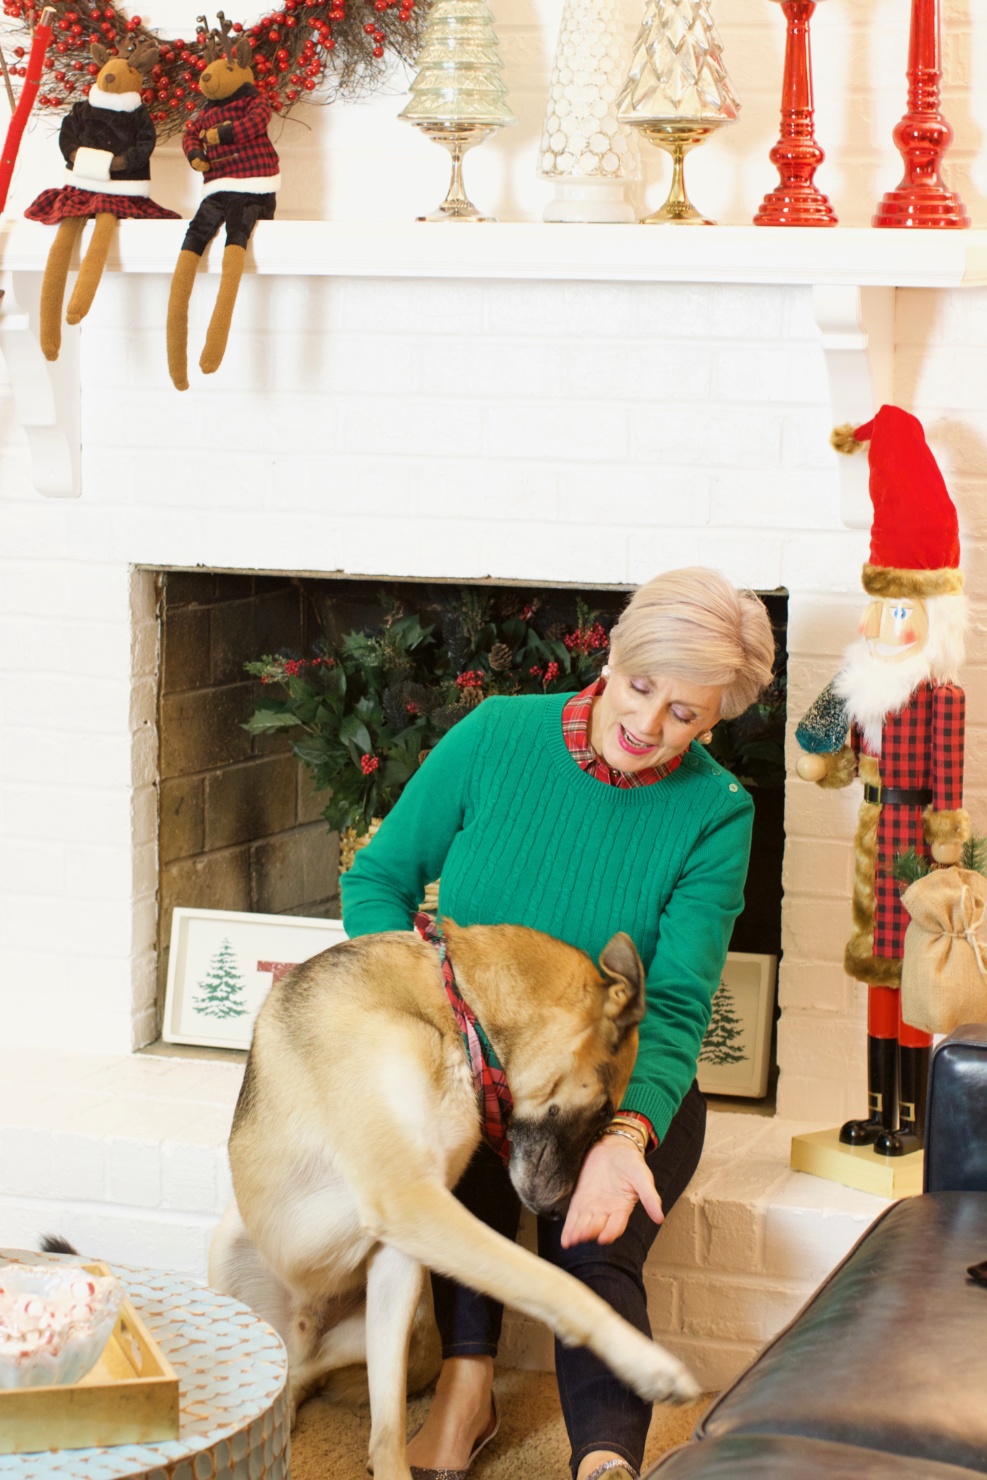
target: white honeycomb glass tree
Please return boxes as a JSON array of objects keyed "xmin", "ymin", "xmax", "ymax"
[{"xmin": 537, "ymin": 0, "xmax": 641, "ymax": 224}]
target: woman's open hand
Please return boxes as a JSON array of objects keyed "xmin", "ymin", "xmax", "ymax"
[{"xmin": 560, "ymin": 1135, "xmax": 664, "ymax": 1248}]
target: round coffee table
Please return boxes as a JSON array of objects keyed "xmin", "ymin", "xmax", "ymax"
[{"xmin": 0, "ymin": 1248, "xmax": 289, "ymax": 1480}]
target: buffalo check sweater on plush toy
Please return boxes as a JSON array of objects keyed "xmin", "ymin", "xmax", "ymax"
[
  {"xmin": 342, "ymin": 691, "xmax": 754, "ymax": 1145},
  {"xmin": 181, "ymin": 84, "xmax": 281, "ymax": 193}
]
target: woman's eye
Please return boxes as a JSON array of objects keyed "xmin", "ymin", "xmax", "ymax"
[
  {"xmin": 630, "ymin": 680, "xmax": 649, "ymax": 695},
  {"xmin": 672, "ymin": 710, "xmax": 694, "ymax": 724}
]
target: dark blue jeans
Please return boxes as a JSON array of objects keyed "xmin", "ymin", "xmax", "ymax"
[{"xmin": 431, "ymin": 1081, "xmax": 707, "ymax": 1478}]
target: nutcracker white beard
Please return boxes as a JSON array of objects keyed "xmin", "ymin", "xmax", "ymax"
[{"xmin": 836, "ymin": 591, "xmax": 967, "ymax": 754}]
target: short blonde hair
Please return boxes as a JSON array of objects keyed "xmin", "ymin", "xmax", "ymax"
[{"xmin": 608, "ymin": 568, "xmax": 776, "ymax": 721}]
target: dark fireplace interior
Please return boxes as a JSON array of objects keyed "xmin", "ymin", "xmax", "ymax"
[{"xmin": 154, "ymin": 569, "xmax": 787, "ymax": 1095}]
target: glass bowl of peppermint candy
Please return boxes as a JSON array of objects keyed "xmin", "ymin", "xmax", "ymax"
[{"xmin": 0, "ymin": 1264, "xmax": 124, "ymax": 1388}]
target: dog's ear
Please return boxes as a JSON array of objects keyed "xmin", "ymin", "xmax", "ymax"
[{"xmin": 598, "ymin": 932, "xmax": 646, "ymax": 1033}]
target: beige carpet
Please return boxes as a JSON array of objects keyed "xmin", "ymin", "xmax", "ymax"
[{"xmin": 290, "ymin": 1369, "xmax": 714, "ymax": 1480}]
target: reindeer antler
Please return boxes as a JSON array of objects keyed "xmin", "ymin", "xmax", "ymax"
[
  {"xmin": 197, "ymin": 13, "xmax": 220, "ymax": 63},
  {"xmin": 127, "ymin": 38, "xmax": 160, "ymax": 72},
  {"xmin": 215, "ymin": 10, "xmax": 235, "ymax": 62}
]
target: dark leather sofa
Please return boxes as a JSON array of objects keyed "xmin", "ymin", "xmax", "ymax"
[{"xmin": 645, "ymin": 1024, "xmax": 987, "ymax": 1479}]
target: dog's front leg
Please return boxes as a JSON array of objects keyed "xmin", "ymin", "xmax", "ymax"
[{"xmin": 365, "ymin": 1242, "xmax": 423, "ymax": 1480}]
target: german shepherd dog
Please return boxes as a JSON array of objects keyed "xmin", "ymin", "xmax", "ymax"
[{"xmin": 209, "ymin": 921, "xmax": 698, "ymax": 1480}]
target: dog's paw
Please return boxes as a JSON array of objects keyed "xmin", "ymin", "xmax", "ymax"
[{"xmin": 643, "ymin": 1353, "xmax": 701, "ymax": 1407}]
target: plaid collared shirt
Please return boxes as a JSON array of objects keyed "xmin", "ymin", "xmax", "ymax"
[{"xmin": 561, "ymin": 679, "xmax": 684, "ymax": 789}]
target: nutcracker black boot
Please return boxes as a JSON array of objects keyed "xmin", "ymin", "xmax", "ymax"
[
  {"xmin": 840, "ymin": 1033, "xmax": 898, "ymax": 1146},
  {"xmin": 875, "ymin": 1042, "xmax": 929, "ymax": 1157}
]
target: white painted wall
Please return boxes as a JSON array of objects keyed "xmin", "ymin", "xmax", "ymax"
[{"xmin": 4, "ymin": 267, "xmax": 987, "ymax": 1122}]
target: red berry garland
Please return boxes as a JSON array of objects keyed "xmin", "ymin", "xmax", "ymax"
[{"xmin": 1, "ymin": 0, "xmax": 427, "ymax": 136}]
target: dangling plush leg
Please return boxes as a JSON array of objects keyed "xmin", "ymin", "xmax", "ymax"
[
  {"xmin": 66, "ymin": 211, "xmax": 116, "ymax": 326},
  {"xmin": 200, "ymin": 243, "xmax": 246, "ymax": 376},
  {"xmin": 39, "ymin": 217, "xmax": 86, "ymax": 361},
  {"xmin": 167, "ymin": 248, "xmax": 201, "ymax": 392}
]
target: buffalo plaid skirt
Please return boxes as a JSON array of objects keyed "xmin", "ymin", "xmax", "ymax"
[{"xmin": 26, "ymin": 186, "xmax": 180, "ymax": 223}]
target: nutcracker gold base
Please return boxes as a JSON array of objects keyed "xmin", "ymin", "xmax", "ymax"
[{"xmin": 791, "ymin": 1127, "xmax": 924, "ymax": 1199}]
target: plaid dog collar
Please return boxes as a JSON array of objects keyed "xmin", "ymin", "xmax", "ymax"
[{"xmin": 414, "ymin": 913, "xmax": 513, "ymax": 1166}]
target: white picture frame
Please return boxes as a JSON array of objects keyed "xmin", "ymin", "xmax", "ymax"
[
  {"xmin": 162, "ymin": 907, "xmax": 347, "ymax": 1050},
  {"xmin": 697, "ymin": 951, "xmax": 778, "ymax": 1099}
]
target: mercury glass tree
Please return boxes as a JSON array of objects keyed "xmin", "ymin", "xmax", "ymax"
[
  {"xmin": 617, "ymin": 0, "xmax": 740, "ymax": 224},
  {"xmin": 400, "ymin": 0, "xmax": 516, "ymax": 221},
  {"xmin": 537, "ymin": 0, "xmax": 641, "ymax": 223}
]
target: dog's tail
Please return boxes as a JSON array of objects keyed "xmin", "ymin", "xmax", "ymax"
[{"xmin": 39, "ymin": 1234, "xmax": 79, "ymax": 1256}]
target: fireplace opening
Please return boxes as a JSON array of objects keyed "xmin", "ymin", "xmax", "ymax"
[{"xmin": 151, "ymin": 569, "xmax": 787, "ymax": 1099}]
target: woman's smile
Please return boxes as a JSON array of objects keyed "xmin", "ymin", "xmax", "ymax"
[{"xmin": 617, "ymin": 724, "xmax": 659, "ymax": 757}]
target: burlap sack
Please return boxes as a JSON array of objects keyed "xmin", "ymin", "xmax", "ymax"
[{"xmin": 901, "ymin": 867, "xmax": 987, "ymax": 1034}]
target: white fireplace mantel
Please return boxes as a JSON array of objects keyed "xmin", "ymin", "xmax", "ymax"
[{"xmin": 2, "ymin": 219, "xmax": 987, "ymax": 506}]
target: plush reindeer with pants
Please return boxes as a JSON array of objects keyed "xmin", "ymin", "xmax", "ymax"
[
  {"xmin": 167, "ymin": 12, "xmax": 280, "ymax": 390},
  {"xmin": 25, "ymin": 39, "xmax": 176, "ymax": 361}
]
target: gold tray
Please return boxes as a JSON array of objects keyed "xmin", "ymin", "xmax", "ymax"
[{"xmin": 0, "ymin": 1262, "xmax": 180, "ymax": 1455}]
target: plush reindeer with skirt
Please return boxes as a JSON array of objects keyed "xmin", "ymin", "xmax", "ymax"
[
  {"xmin": 24, "ymin": 38, "xmax": 178, "ymax": 361},
  {"xmin": 166, "ymin": 12, "xmax": 280, "ymax": 390}
]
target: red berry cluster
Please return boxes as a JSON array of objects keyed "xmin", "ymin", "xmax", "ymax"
[
  {"xmin": 564, "ymin": 622, "xmax": 609, "ymax": 656},
  {"xmin": 529, "ymin": 661, "xmax": 560, "ymax": 685},
  {"xmin": 1, "ymin": 0, "xmax": 425, "ymax": 135},
  {"xmin": 360, "ymin": 754, "xmax": 380, "ymax": 775},
  {"xmin": 455, "ymin": 670, "xmax": 485, "ymax": 690},
  {"xmin": 260, "ymin": 653, "xmax": 335, "ymax": 682}
]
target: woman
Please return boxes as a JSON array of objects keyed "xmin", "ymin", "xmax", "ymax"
[{"xmin": 342, "ymin": 567, "xmax": 776, "ymax": 1480}]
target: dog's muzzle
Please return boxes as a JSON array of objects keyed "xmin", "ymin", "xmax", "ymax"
[{"xmin": 507, "ymin": 1119, "xmax": 590, "ymax": 1217}]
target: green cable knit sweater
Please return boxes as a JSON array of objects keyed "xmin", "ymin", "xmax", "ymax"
[{"xmin": 341, "ymin": 692, "xmax": 754, "ymax": 1143}]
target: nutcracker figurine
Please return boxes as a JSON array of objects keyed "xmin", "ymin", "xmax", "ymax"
[{"xmin": 796, "ymin": 405, "xmax": 968, "ymax": 1156}]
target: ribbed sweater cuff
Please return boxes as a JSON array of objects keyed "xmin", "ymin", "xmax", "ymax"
[{"xmin": 620, "ymin": 1088, "xmax": 678, "ymax": 1147}]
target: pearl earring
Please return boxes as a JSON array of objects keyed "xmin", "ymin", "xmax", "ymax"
[
  {"xmin": 699, "ymin": 730, "xmax": 713, "ymax": 745},
  {"xmin": 601, "ymin": 664, "xmax": 612, "ymax": 679}
]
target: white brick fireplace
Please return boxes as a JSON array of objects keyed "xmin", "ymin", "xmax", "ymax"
[{"xmin": 2, "ymin": 0, "xmax": 987, "ymax": 1391}]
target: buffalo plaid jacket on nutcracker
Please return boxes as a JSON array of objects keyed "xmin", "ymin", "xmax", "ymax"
[
  {"xmin": 182, "ymin": 84, "xmax": 281, "ymax": 196},
  {"xmin": 846, "ymin": 679, "xmax": 966, "ymax": 982}
]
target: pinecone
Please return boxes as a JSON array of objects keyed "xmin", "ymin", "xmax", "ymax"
[
  {"xmin": 488, "ymin": 642, "xmax": 513, "ymax": 671},
  {"xmin": 545, "ymin": 622, "xmax": 566, "ymax": 642}
]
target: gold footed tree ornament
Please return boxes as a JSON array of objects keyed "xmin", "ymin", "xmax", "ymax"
[
  {"xmin": 617, "ymin": 0, "xmax": 739, "ymax": 225},
  {"xmin": 399, "ymin": 0, "xmax": 515, "ymax": 222}
]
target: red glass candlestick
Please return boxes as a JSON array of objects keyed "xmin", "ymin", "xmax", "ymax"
[
  {"xmin": 873, "ymin": 0, "xmax": 968, "ymax": 228},
  {"xmin": 754, "ymin": 0, "xmax": 836, "ymax": 227}
]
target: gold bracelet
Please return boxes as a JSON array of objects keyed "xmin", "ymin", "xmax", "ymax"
[
  {"xmin": 601, "ymin": 1125, "xmax": 647, "ymax": 1154},
  {"xmin": 610, "ymin": 1116, "xmax": 650, "ymax": 1145},
  {"xmin": 610, "ymin": 1114, "xmax": 647, "ymax": 1133}
]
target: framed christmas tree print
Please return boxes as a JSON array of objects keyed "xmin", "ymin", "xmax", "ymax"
[
  {"xmin": 697, "ymin": 952, "xmax": 777, "ymax": 1099},
  {"xmin": 163, "ymin": 907, "xmax": 346, "ymax": 1050}
]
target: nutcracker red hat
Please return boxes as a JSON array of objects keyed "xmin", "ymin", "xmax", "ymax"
[{"xmin": 841, "ymin": 404, "xmax": 963, "ymax": 599}]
